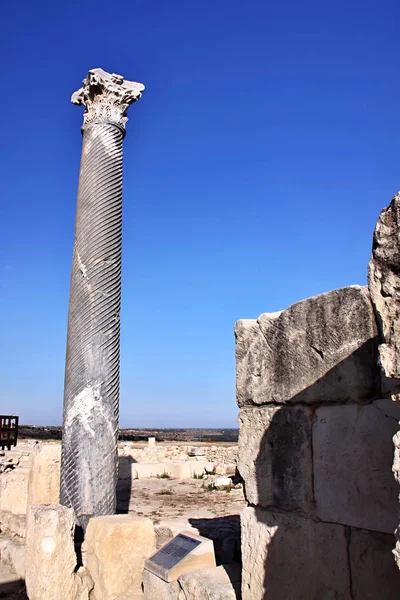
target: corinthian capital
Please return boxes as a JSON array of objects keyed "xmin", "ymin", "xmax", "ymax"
[{"xmin": 72, "ymin": 68, "xmax": 145, "ymax": 131}]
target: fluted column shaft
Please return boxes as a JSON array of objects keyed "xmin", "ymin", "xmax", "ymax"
[{"xmin": 60, "ymin": 69, "xmax": 144, "ymax": 529}]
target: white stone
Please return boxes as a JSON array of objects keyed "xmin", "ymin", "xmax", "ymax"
[{"xmin": 214, "ymin": 477, "xmax": 232, "ymax": 490}]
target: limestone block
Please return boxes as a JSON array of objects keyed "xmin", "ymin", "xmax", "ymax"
[
  {"xmin": 0, "ymin": 510, "xmax": 26, "ymax": 537},
  {"xmin": 241, "ymin": 507, "xmax": 350, "ymax": 600},
  {"xmin": 178, "ymin": 564, "xmax": 241, "ymax": 600},
  {"xmin": 155, "ymin": 519, "xmax": 199, "ymax": 549},
  {"xmin": 0, "ymin": 468, "xmax": 29, "ymax": 514},
  {"xmin": 25, "ymin": 504, "xmax": 79, "ymax": 600},
  {"xmin": 143, "ymin": 568, "xmax": 181, "ymax": 600},
  {"xmin": 188, "ymin": 447, "xmax": 205, "ymax": 457},
  {"xmin": 368, "ymin": 192, "xmax": 400, "ymax": 379},
  {"xmin": 349, "ymin": 528, "xmax": 400, "ymax": 599},
  {"xmin": 27, "ymin": 443, "xmax": 61, "ymax": 506},
  {"xmin": 83, "ymin": 514, "xmax": 156, "ymax": 599},
  {"xmin": 238, "ymin": 406, "xmax": 313, "ymax": 511},
  {"xmin": 235, "ymin": 285, "xmax": 379, "ymax": 406},
  {"xmin": 313, "ymin": 400, "xmax": 400, "ymax": 533}
]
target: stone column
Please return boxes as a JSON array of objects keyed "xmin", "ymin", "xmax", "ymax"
[{"xmin": 61, "ymin": 69, "xmax": 144, "ymax": 530}]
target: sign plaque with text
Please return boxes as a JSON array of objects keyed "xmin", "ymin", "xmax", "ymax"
[{"xmin": 144, "ymin": 531, "xmax": 216, "ymax": 582}]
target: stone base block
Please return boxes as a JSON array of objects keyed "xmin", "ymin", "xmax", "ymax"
[
  {"xmin": 83, "ymin": 514, "xmax": 156, "ymax": 600},
  {"xmin": 178, "ymin": 564, "xmax": 241, "ymax": 600},
  {"xmin": 241, "ymin": 507, "xmax": 350, "ymax": 600},
  {"xmin": 313, "ymin": 400, "xmax": 400, "ymax": 533},
  {"xmin": 143, "ymin": 568, "xmax": 181, "ymax": 600},
  {"xmin": 25, "ymin": 504, "xmax": 81, "ymax": 600}
]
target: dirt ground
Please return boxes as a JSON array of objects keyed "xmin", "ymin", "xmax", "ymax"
[{"xmin": 117, "ymin": 476, "xmax": 246, "ymax": 522}]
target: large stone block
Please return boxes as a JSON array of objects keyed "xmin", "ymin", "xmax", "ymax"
[
  {"xmin": 241, "ymin": 507, "xmax": 351, "ymax": 600},
  {"xmin": 25, "ymin": 504, "xmax": 81, "ymax": 600},
  {"xmin": 237, "ymin": 406, "xmax": 313, "ymax": 512},
  {"xmin": 0, "ymin": 468, "xmax": 29, "ymax": 515},
  {"xmin": 28, "ymin": 443, "xmax": 61, "ymax": 506},
  {"xmin": 235, "ymin": 286, "xmax": 380, "ymax": 406},
  {"xmin": 368, "ymin": 192, "xmax": 400, "ymax": 379},
  {"xmin": 349, "ymin": 528, "xmax": 400, "ymax": 599},
  {"xmin": 83, "ymin": 514, "xmax": 156, "ymax": 600},
  {"xmin": 178, "ymin": 564, "xmax": 241, "ymax": 600},
  {"xmin": 313, "ymin": 400, "xmax": 400, "ymax": 533},
  {"xmin": 143, "ymin": 569, "xmax": 181, "ymax": 600}
]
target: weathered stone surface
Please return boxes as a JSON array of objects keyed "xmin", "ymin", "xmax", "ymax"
[
  {"xmin": 0, "ymin": 536, "xmax": 26, "ymax": 578},
  {"xmin": 368, "ymin": 192, "xmax": 400, "ymax": 379},
  {"xmin": 178, "ymin": 564, "xmax": 241, "ymax": 600},
  {"xmin": 0, "ymin": 510, "xmax": 26, "ymax": 537},
  {"xmin": 143, "ymin": 568, "xmax": 181, "ymax": 600},
  {"xmin": 238, "ymin": 406, "xmax": 313, "ymax": 512},
  {"xmin": 0, "ymin": 468, "xmax": 29, "ymax": 515},
  {"xmin": 83, "ymin": 514, "xmax": 156, "ymax": 599},
  {"xmin": 25, "ymin": 504, "xmax": 80, "ymax": 600},
  {"xmin": 241, "ymin": 507, "xmax": 350, "ymax": 600},
  {"xmin": 313, "ymin": 401, "xmax": 400, "ymax": 533},
  {"xmin": 155, "ymin": 519, "xmax": 199, "ymax": 549},
  {"xmin": 349, "ymin": 528, "xmax": 400, "ymax": 599},
  {"xmin": 393, "ymin": 428, "xmax": 400, "ymax": 569},
  {"xmin": 235, "ymin": 286, "xmax": 379, "ymax": 406},
  {"xmin": 28, "ymin": 443, "xmax": 61, "ymax": 507}
]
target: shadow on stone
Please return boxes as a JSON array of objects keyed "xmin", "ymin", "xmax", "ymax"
[
  {"xmin": 0, "ymin": 578, "xmax": 27, "ymax": 599},
  {"xmin": 248, "ymin": 345, "xmax": 400, "ymax": 599},
  {"xmin": 116, "ymin": 455, "xmax": 136, "ymax": 514},
  {"xmin": 189, "ymin": 515, "xmax": 241, "ymax": 570}
]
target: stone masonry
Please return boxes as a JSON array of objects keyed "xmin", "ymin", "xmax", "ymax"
[
  {"xmin": 236, "ymin": 280, "xmax": 400, "ymax": 599},
  {"xmin": 369, "ymin": 191, "xmax": 400, "ymax": 571}
]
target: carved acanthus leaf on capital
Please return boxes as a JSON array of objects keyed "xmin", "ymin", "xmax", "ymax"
[{"xmin": 72, "ymin": 68, "xmax": 145, "ymax": 131}]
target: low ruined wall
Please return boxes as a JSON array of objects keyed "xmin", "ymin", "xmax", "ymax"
[{"xmin": 236, "ymin": 285, "xmax": 400, "ymax": 599}]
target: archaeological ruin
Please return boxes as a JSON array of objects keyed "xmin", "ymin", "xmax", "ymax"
[{"xmin": 0, "ymin": 68, "xmax": 399, "ymax": 600}]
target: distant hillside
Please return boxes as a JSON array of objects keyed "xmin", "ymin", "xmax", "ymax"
[{"xmin": 18, "ymin": 425, "xmax": 239, "ymax": 443}]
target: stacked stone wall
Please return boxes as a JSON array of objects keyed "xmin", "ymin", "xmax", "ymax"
[{"xmin": 236, "ymin": 284, "xmax": 400, "ymax": 599}]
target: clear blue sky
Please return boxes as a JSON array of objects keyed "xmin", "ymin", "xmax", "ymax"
[{"xmin": 0, "ymin": 0, "xmax": 398, "ymax": 427}]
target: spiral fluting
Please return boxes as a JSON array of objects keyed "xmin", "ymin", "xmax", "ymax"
[{"xmin": 60, "ymin": 123, "xmax": 124, "ymax": 529}]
